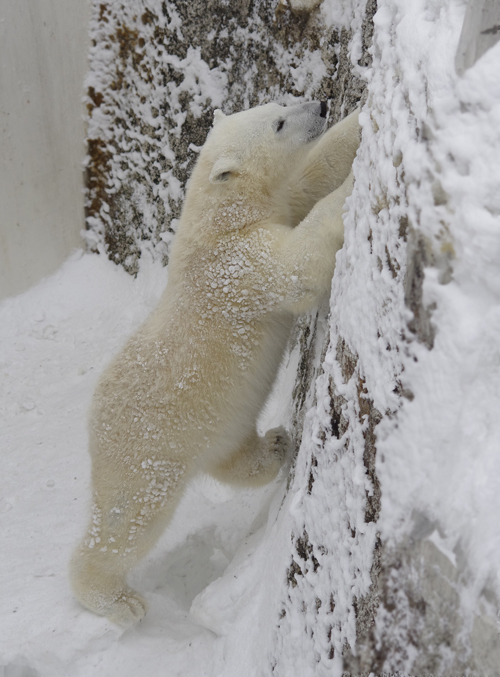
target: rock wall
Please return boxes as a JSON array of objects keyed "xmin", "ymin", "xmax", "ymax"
[
  {"xmin": 323, "ymin": 0, "xmax": 500, "ymax": 673},
  {"xmin": 84, "ymin": 0, "xmax": 372, "ymax": 271}
]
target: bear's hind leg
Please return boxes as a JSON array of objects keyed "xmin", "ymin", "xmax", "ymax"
[
  {"xmin": 207, "ymin": 427, "xmax": 292, "ymax": 487},
  {"xmin": 70, "ymin": 543, "xmax": 148, "ymax": 624},
  {"xmin": 71, "ymin": 456, "xmax": 190, "ymax": 624}
]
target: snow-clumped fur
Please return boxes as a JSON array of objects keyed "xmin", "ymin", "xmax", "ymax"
[{"xmin": 70, "ymin": 101, "xmax": 360, "ymax": 624}]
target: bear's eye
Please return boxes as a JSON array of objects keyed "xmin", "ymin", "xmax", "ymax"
[{"xmin": 275, "ymin": 119, "xmax": 285, "ymax": 133}]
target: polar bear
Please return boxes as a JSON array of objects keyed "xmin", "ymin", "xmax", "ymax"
[{"xmin": 71, "ymin": 101, "xmax": 360, "ymax": 624}]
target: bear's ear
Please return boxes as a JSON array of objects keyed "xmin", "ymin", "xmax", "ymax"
[
  {"xmin": 212, "ymin": 109, "xmax": 226, "ymax": 127},
  {"xmin": 209, "ymin": 156, "xmax": 241, "ymax": 184}
]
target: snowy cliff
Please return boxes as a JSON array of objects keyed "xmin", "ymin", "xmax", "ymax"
[{"xmin": 1, "ymin": 0, "xmax": 500, "ymax": 675}]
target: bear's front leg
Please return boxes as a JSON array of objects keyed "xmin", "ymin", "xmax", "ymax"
[
  {"xmin": 274, "ymin": 170, "xmax": 354, "ymax": 315},
  {"xmin": 288, "ymin": 108, "xmax": 360, "ymax": 224}
]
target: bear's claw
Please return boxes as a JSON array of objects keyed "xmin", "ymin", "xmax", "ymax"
[
  {"xmin": 265, "ymin": 425, "xmax": 292, "ymax": 464},
  {"xmin": 105, "ymin": 589, "xmax": 147, "ymax": 625}
]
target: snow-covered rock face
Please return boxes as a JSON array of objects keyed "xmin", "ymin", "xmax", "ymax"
[
  {"xmin": 364, "ymin": 1, "xmax": 500, "ymax": 671},
  {"xmin": 84, "ymin": 0, "xmax": 373, "ymax": 272},
  {"xmin": 284, "ymin": 0, "xmax": 500, "ymax": 672}
]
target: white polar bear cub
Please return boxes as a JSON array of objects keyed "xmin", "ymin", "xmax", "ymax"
[{"xmin": 71, "ymin": 101, "xmax": 360, "ymax": 624}]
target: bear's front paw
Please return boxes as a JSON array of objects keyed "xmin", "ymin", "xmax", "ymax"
[{"xmin": 264, "ymin": 425, "xmax": 293, "ymax": 471}]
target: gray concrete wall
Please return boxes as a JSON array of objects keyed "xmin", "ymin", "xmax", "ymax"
[{"xmin": 0, "ymin": 0, "xmax": 90, "ymax": 300}]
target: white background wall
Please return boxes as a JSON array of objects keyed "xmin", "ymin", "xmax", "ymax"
[{"xmin": 0, "ymin": 0, "xmax": 90, "ymax": 300}]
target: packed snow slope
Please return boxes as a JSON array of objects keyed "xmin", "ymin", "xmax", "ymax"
[{"xmin": 2, "ymin": 0, "xmax": 500, "ymax": 675}]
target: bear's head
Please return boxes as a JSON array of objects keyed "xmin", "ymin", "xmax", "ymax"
[{"xmin": 187, "ymin": 102, "xmax": 327, "ymax": 211}]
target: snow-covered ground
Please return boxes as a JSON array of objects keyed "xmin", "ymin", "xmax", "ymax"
[{"xmin": 0, "ymin": 251, "xmax": 301, "ymax": 676}]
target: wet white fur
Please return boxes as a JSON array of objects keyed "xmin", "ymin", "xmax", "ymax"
[{"xmin": 70, "ymin": 103, "xmax": 360, "ymax": 623}]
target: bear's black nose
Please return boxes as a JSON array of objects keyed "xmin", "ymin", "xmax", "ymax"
[{"xmin": 320, "ymin": 101, "xmax": 328, "ymax": 118}]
